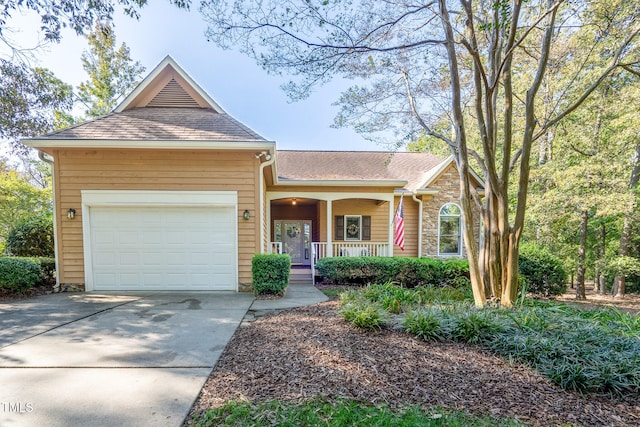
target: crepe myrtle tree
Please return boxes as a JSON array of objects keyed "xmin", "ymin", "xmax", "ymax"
[{"xmin": 200, "ymin": 0, "xmax": 640, "ymax": 306}]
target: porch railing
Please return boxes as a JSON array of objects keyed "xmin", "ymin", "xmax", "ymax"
[
  {"xmin": 312, "ymin": 242, "xmax": 389, "ymax": 260},
  {"xmin": 270, "ymin": 242, "xmax": 389, "ymax": 282},
  {"xmin": 311, "ymin": 242, "xmax": 390, "ymax": 283},
  {"xmin": 268, "ymin": 241, "xmax": 283, "ymax": 254}
]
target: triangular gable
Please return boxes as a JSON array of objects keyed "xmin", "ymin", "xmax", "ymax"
[
  {"xmin": 418, "ymin": 156, "xmax": 485, "ymax": 190},
  {"xmin": 115, "ymin": 55, "xmax": 225, "ymax": 113}
]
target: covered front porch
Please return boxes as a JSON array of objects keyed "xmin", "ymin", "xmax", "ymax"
[{"xmin": 266, "ymin": 191, "xmax": 407, "ymax": 281}]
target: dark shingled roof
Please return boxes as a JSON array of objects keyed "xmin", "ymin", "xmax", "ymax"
[
  {"xmin": 36, "ymin": 108, "xmax": 266, "ymax": 141},
  {"xmin": 275, "ymin": 150, "xmax": 445, "ymax": 190}
]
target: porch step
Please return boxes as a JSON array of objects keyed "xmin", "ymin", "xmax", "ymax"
[{"xmin": 290, "ymin": 268, "xmax": 313, "ymax": 285}]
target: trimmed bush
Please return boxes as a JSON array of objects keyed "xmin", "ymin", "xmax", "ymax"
[
  {"xmin": 6, "ymin": 216, "xmax": 54, "ymax": 257},
  {"xmin": 0, "ymin": 257, "xmax": 42, "ymax": 292},
  {"xmin": 252, "ymin": 253, "xmax": 291, "ymax": 295},
  {"xmin": 519, "ymin": 243, "xmax": 567, "ymax": 296},
  {"xmin": 441, "ymin": 259, "xmax": 470, "ymax": 288},
  {"xmin": 26, "ymin": 257, "xmax": 56, "ymax": 286},
  {"xmin": 316, "ymin": 257, "xmax": 446, "ymax": 288}
]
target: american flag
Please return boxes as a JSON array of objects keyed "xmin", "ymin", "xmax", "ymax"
[{"xmin": 394, "ymin": 195, "xmax": 405, "ymax": 251}]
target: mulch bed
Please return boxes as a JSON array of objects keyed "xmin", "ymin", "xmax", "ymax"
[
  {"xmin": 0, "ymin": 283, "xmax": 55, "ymax": 302},
  {"xmin": 186, "ymin": 300, "xmax": 640, "ymax": 426}
]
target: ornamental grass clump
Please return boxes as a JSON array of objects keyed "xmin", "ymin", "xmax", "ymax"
[
  {"xmin": 402, "ymin": 308, "xmax": 446, "ymax": 341},
  {"xmin": 359, "ymin": 282, "xmax": 419, "ymax": 313},
  {"xmin": 339, "ymin": 300, "xmax": 389, "ymax": 329},
  {"xmin": 340, "ymin": 281, "xmax": 640, "ymax": 396},
  {"xmin": 484, "ymin": 306, "xmax": 640, "ymax": 395}
]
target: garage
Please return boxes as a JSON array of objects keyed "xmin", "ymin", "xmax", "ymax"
[{"xmin": 82, "ymin": 190, "xmax": 238, "ymax": 291}]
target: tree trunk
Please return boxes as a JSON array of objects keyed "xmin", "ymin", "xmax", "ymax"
[
  {"xmin": 438, "ymin": 0, "xmax": 485, "ymax": 308},
  {"xmin": 613, "ymin": 144, "xmax": 640, "ymax": 298},
  {"xmin": 576, "ymin": 210, "xmax": 588, "ymax": 300},
  {"xmin": 598, "ymin": 222, "xmax": 606, "ymax": 295}
]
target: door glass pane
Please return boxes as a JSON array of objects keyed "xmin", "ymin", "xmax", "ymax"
[
  {"xmin": 274, "ymin": 222, "xmax": 282, "ymax": 242},
  {"xmin": 284, "ymin": 222, "xmax": 302, "ymax": 263}
]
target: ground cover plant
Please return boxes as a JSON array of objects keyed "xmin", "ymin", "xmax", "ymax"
[
  {"xmin": 187, "ymin": 298, "xmax": 640, "ymax": 426},
  {"xmin": 341, "ymin": 283, "xmax": 640, "ymax": 396},
  {"xmin": 193, "ymin": 400, "xmax": 525, "ymax": 427}
]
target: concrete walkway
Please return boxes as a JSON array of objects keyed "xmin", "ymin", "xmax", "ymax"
[{"xmin": 0, "ymin": 284, "xmax": 328, "ymax": 427}]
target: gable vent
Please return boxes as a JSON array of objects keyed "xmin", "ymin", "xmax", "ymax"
[{"xmin": 147, "ymin": 78, "xmax": 202, "ymax": 108}]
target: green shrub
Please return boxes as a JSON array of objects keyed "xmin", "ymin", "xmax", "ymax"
[
  {"xmin": 251, "ymin": 253, "xmax": 291, "ymax": 295},
  {"xmin": 0, "ymin": 257, "xmax": 42, "ymax": 292},
  {"xmin": 441, "ymin": 259, "xmax": 471, "ymax": 287},
  {"xmin": 12, "ymin": 257, "xmax": 56, "ymax": 286},
  {"xmin": 316, "ymin": 256, "xmax": 445, "ymax": 288},
  {"xmin": 5, "ymin": 216, "xmax": 54, "ymax": 257},
  {"xmin": 34, "ymin": 257, "xmax": 56, "ymax": 285},
  {"xmin": 518, "ymin": 243, "xmax": 567, "ymax": 296}
]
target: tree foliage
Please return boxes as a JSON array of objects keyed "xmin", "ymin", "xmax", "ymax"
[
  {"xmin": 0, "ymin": 0, "xmax": 190, "ymax": 44},
  {"xmin": 0, "ymin": 60, "xmax": 73, "ymax": 155},
  {"xmin": 78, "ymin": 23, "xmax": 145, "ymax": 117},
  {"xmin": 0, "ymin": 159, "xmax": 52, "ymax": 252},
  {"xmin": 201, "ymin": 0, "xmax": 640, "ymax": 306},
  {"xmin": 5, "ymin": 215, "xmax": 54, "ymax": 257}
]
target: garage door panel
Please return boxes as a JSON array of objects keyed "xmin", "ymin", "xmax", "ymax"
[{"xmin": 88, "ymin": 205, "xmax": 237, "ymax": 291}]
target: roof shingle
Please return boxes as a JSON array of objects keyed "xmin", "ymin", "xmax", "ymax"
[
  {"xmin": 275, "ymin": 150, "xmax": 445, "ymax": 190},
  {"xmin": 36, "ymin": 108, "xmax": 266, "ymax": 142}
]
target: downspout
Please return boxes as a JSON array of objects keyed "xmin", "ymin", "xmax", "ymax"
[
  {"xmin": 412, "ymin": 193, "xmax": 423, "ymax": 258},
  {"xmin": 38, "ymin": 151, "xmax": 60, "ymax": 292},
  {"xmin": 258, "ymin": 152, "xmax": 276, "ymax": 253}
]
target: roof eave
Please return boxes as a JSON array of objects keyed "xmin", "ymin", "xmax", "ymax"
[
  {"xmin": 24, "ymin": 139, "xmax": 276, "ymax": 150},
  {"xmin": 275, "ymin": 179, "xmax": 407, "ymax": 187},
  {"xmin": 416, "ymin": 189, "xmax": 440, "ymax": 195}
]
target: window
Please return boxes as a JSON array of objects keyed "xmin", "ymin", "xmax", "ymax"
[
  {"xmin": 439, "ymin": 203, "xmax": 462, "ymax": 256},
  {"xmin": 344, "ymin": 215, "xmax": 361, "ymax": 240},
  {"xmin": 334, "ymin": 215, "xmax": 371, "ymax": 241}
]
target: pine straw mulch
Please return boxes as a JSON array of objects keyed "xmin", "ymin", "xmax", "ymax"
[{"xmin": 186, "ymin": 300, "xmax": 640, "ymax": 427}]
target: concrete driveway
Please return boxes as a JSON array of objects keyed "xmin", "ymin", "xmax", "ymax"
[{"xmin": 0, "ymin": 292, "xmax": 254, "ymax": 427}]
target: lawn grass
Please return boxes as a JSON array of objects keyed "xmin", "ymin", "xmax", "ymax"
[
  {"xmin": 319, "ymin": 288, "xmax": 344, "ymax": 297},
  {"xmin": 192, "ymin": 400, "xmax": 525, "ymax": 427}
]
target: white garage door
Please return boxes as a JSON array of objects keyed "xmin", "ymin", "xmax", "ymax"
[{"xmin": 88, "ymin": 206, "xmax": 236, "ymax": 291}]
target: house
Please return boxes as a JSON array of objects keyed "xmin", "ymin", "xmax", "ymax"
[{"xmin": 25, "ymin": 56, "xmax": 483, "ymax": 292}]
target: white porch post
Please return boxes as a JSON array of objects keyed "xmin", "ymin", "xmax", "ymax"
[
  {"xmin": 389, "ymin": 196, "xmax": 395, "ymax": 257},
  {"xmin": 327, "ymin": 199, "xmax": 333, "ymax": 258}
]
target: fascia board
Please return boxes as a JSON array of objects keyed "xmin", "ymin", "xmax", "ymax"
[
  {"xmin": 23, "ymin": 139, "xmax": 276, "ymax": 150},
  {"xmin": 274, "ymin": 179, "xmax": 407, "ymax": 187}
]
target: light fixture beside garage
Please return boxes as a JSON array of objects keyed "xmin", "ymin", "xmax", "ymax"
[
  {"xmin": 67, "ymin": 208, "xmax": 76, "ymax": 219},
  {"xmin": 243, "ymin": 209, "xmax": 250, "ymax": 220}
]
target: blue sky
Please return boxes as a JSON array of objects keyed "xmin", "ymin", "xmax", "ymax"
[{"xmin": 5, "ymin": 2, "xmax": 386, "ymax": 152}]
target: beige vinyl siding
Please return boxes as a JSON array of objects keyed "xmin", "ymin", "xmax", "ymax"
[
  {"xmin": 332, "ymin": 198, "xmax": 389, "ymax": 243},
  {"xmin": 52, "ymin": 149, "xmax": 259, "ymax": 288},
  {"xmin": 393, "ymin": 195, "xmax": 419, "ymax": 258}
]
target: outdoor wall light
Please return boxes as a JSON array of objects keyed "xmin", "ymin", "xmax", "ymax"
[
  {"xmin": 292, "ymin": 198, "xmax": 297, "ymax": 206},
  {"xmin": 67, "ymin": 208, "xmax": 76, "ymax": 220},
  {"xmin": 243, "ymin": 209, "xmax": 250, "ymax": 220}
]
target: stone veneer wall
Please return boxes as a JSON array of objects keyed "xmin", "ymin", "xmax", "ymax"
[{"xmin": 421, "ymin": 164, "xmax": 481, "ymax": 258}]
